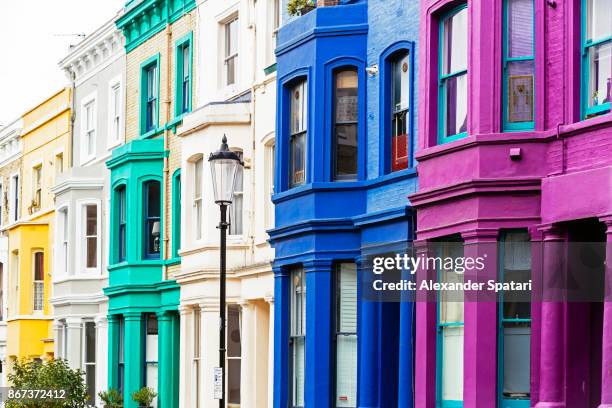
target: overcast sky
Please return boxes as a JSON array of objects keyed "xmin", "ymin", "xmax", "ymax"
[{"xmin": 0, "ymin": 0, "xmax": 125, "ymax": 125}]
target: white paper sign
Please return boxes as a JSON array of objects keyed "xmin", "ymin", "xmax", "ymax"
[{"xmin": 213, "ymin": 367, "xmax": 223, "ymax": 399}]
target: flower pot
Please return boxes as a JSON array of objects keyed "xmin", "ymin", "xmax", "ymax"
[{"xmin": 299, "ymin": 5, "xmax": 315, "ymax": 15}]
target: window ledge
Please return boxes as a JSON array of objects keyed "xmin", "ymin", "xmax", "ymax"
[{"xmin": 140, "ymin": 127, "xmax": 164, "ymax": 140}]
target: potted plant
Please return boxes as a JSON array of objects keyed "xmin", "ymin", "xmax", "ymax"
[
  {"xmin": 98, "ymin": 388, "xmax": 124, "ymax": 408},
  {"xmin": 288, "ymin": 0, "xmax": 316, "ymax": 16},
  {"xmin": 132, "ymin": 386, "xmax": 157, "ymax": 408}
]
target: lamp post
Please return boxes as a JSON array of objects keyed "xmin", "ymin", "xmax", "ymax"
[{"xmin": 209, "ymin": 135, "xmax": 243, "ymax": 408}]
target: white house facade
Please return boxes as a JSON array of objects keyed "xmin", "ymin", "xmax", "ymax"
[
  {"xmin": 175, "ymin": 0, "xmax": 279, "ymax": 406},
  {"xmin": 52, "ymin": 13, "xmax": 125, "ymax": 406},
  {"xmin": 0, "ymin": 117, "xmax": 23, "ymax": 386}
]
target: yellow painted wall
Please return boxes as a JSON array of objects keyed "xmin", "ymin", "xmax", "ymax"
[{"xmin": 6, "ymin": 88, "xmax": 71, "ymax": 361}]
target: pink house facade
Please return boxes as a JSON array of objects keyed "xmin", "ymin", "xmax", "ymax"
[{"xmin": 410, "ymin": 1, "xmax": 612, "ymax": 408}]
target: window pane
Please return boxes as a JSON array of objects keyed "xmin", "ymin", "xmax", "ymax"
[
  {"xmin": 439, "ymin": 242, "xmax": 464, "ymax": 324},
  {"xmin": 183, "ymin": 46, "xmax": 190, "ymax": 80},
  {"xmin": 227, "ymin": 359, "xmax": 241, "ymax": 404},
  {"xmin": 290, "ymin": 81, "xmax": 307, "ymax": 135},
  {"xmin": 85, "ymin": 322, "xmax": 96, "ymax": 363},
  {"xmin": 34, "ymin": 252, "xmax": 44, "ymax": 281},
  {"xmin": 587, "ymin": 42, "xmax": 612, "ymax": 109},
  {"xmin": 335, "ymin": 335, "xmax": 357, "ymax": 407},
  {"xmin": 290, "ymin": 132, "xmax": 306, "ymax": 187},
  {"xmin": 503, "ymin": 323, "xmax": 531, "ymax": 397},
  {"xmin": 442, "ymin": 326, "xmax": 464, "ymax": 401},
  {"xmin": 507, "ymin": 60, "xmax": 535, "ymax": 123},
  {"xmin": 291, "ymin": 269, "xmax": 305, "ymax": 336},
  {"xmin": 392, "ymin": 53, "xmax": 410, "ymax": 172},
  {"xmin": 444, "ymin": 73, "xmax": 468, "ymax": 137},
  {"xmin": 293, "ymin": 337, "xmax": 305, "ymax": 406},
  {"xmin": 507, "ymin": 0, "xmax": 534, "ymax": 58},
  {"xmin": 334, "ymin": 69, "xmax": 358, "ymax": 180},
  {"xmin": 147, "ymin": 182, "xmax": 161, "ymax": 218},
  {"xmin": 86, "ymin": 205, "xmax": 97, "ymax": 235},
  {"xmin": 337, "ymin": 263, "xmax": 357, "ymax": 333},
  {"xmin": 503, "ymin": 232, "xmax": 531, "ymax": 320},
  {"xmin": 442, "ymin": 7, "xmax": 468, "ymax": 75},
  {"xmin": 586, "ymin": 0, "xmax": 612, "ymax": 42},
  {"xmin": 86, "ymin": 365, "xmax": 96, "ymax": 404},
  {"xmin": 86, "ymin": 238, "xmax": 97, "ymax": 268},
  {"xmin": 392, "ymin": 53, "xmax": 410, "ymax": 112},
  {"xmin": 227, "ymin": 305, "xmax": 241, "ymax": 357}
]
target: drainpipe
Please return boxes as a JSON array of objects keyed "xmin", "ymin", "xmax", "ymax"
[
  {"xmin": 163, "ymin": 21, "xmax": 172, "ymax": 279},
  {"xmin": 249, "ymin": 2, "xmax": 258, "ymax": 261}
]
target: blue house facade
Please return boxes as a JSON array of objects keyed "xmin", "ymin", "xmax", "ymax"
[{"xmin": 270, "ymin": 0, "xmax": 419, "ymax": 406}]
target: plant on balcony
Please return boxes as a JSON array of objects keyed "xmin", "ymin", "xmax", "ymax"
[
  {"xmin": 6, "ymin": 358, "xmax": 89, "ymax": 407},
  {"xmin": 288, "ymin": 0, "xmax": 316, "ymax": 16},
  {"xmin": 99, "ymin": 388, "xmax": 124, "ymax": 408},
  {"xmin": 131, "ymin": 387, "xmax": 157, "ymax": 408}
]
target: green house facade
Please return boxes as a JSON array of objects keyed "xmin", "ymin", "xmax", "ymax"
[{"xmin": 105, "ymin": 139, "xmax": 180, "ymax": 408}]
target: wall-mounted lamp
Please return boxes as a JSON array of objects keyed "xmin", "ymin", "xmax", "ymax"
[{"xmin": 366, "ymin": 64, "xmax": 379, "ymax": 77}]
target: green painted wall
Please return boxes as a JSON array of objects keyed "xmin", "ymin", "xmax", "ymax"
[{"xmin": 105, "ymin": 139, "xmax": 180, "ymax": 408}]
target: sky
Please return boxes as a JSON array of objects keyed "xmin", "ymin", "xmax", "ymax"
[{"xmin": 0, "ymin": 0, "xmax": 125, "ymax": 125}]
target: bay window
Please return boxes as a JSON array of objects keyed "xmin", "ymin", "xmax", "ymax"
[
  {"xmin": 439, "ymin": 6, "xmax": 468, "ymax": 142},
  {"xmin": 437, "ymin": 242, "xmax": 464, "ymax": 406},
  {"xmin": 290, "ymin": 267, "xmax": 306, "ymax": 407},
  {"xmin": 333, "ymin": 68, "xmax": 359, "ymax": 181},
  {"xmin": 143, "ymin": 181, "xmax": 161, "ymax": 258},
  {"xmin": 499, "ymin": 231, "xmax": 531, "ymax": 406},
  {"xmin": 335, "ymin": 263, "xmax": 357, "ymax": 408},
  {"xmin": 503, "ymin": 0, "xmax": 535, "ymax": 130},
  {"xmin": 391, "ymin": 52, "xmax": 410, "ymax": 172},
  {"xmin": 289, "ymin": 80, "xmax": 307, "ymax": 188},
  {"xmin": 583, "ymin": 0, "xmax": 611, "ymax": 117}
]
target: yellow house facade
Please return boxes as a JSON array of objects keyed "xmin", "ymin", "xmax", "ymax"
[{"xmin": 6, "ymin": 88, "xmax": 71, "ymax": 365}]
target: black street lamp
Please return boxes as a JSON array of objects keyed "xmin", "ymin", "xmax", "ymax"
[{"xmin": 209, "ymin": 135, "xmax": 243, "ymax": 408}]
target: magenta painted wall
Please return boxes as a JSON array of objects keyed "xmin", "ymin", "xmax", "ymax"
[{"xmin": 411, "ymin": 0, "xmax": 612, "ymax": 407}]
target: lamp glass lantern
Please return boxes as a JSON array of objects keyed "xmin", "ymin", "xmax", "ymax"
[{"xmin": 209, "ymin": 135, "xmax": 243, "ymax": 205}]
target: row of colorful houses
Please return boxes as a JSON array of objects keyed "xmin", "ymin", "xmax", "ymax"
[{"xmin": 0, "ymin": 0, "xmax": 609, "ymax": 407}]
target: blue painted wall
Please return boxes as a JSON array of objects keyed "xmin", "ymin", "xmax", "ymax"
[{"xmin": 271, "ymin": 0, "xmax": 419, "ymax": 406}]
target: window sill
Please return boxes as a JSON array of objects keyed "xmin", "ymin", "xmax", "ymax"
[
  {"xmin": 165, "ymin": 116, "xmax": 184, "ymax": 131},
  {"xmin": 165, "ymin": 257, "xmax": 181, "ymax": 266},
  {"xmin": 140, "ymin": 127, "xmax": 164, "ymax": 140}
]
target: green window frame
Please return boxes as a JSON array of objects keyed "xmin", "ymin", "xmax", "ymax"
[
  {"xmin": 502, "ymin": 0, "xmax": 535, "ymax": 131},
  {"xmin": 171, "ymin": 169, "xmax": 181, "ymax": 260},
  {"xmin": 115, "ymin": 185, "xmax": 127, "ymax": 263},
  {"xmin": 581, "ymin": 0, "xmax": 612, "ymax": 118},
  {"xmin": 175, "ymin": 32, "xmax": 193, "ymax": 117},
  {"xmin": 438, "ymin": 4, "xmax": 469, "ymax": 144},
  {"xmin": 497, "ymin": 231, "xmax": 532, "ymax": 408},
  {"xmin": 436, "ymin": 241, "xmax": 464, "ymax": 408},
  {"xmin": 140, "ymin": 54, "xmax": 161, "ymax": 137}
]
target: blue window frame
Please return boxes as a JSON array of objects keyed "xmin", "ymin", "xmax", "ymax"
[
  {"xmin": 582, "ymin": 0, "xmax": 611, "ymax": 118},
  {"xmin": 289, "ymin": 79, "xmax": 307, "ymax": 188},
  {"xmin": 290, "ymin": 267, "xmax": 306, "ymax": 408},
  {"xmin": 333, "ymin": 67, "xmax": 359, "ymax": 181},
  {"xmin": 436, "ymin": 241, "xmax": 464, "ymax": 408},
  {"xmin": 175, "ymin": 33, "xmax": 193, "ymax": 116},
  {"xmin": 143, "ymin": 180, "xmax": 161, "ymax": 259},
  {"xmin": 116, "ymin": 185, "xmax": 127, "ymax": 263},
  {"xmin": 438, "ymin": 5, "xmax": 468, "ymax": 144},
  {"xmin": 140, "ymin": 54, "xmax": 160, "ymax": 136},
  {"xmin": 380, "ymin": 42, "xmax": 415, "ymax": 175},
  {"xmin": 498, "ymin": 231, "xmax": 531, "ymax": 408},
  {"xmin": 503, "ymin": 0, "xmax": 535, "ymax": 131},
  {"xmin": 334, "ymin": 263, "xmax": 358, "ymax": 407}
]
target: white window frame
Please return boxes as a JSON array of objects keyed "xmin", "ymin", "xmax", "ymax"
[
  {"xmin": 108, "ymin": 76, "xmax": 123, "ymax": 149},
  {"xmin": 55, "ymin": 205, "xmax": 70, "ymax": 277},
  {"xmin": 81, "ymin": 92, "xmax": 97, "ymax": 164},
  {"xmin": 54, "ymin": 149, "xmax": 65, "ymax": 178},
  {"xmin": 192, "ymin": 308, "xmax": 201, "ymax": 408},
  {"xmin": 190, "ymin": 156, "xmax": 204, "ymax": 242},
  {"xmin": 31, "ymin": 161, "xmax": 42, "ymax": 211},
  {"xmin": 9, "ymin": 172, "xmax": 19, "ymax": 223},
  {"xmin": 222, "ymin": 14, "xmax": 239, "ymax": 87},
  {"xmin": 75, "ymin": 200, "xmax": 102, "ymax": 275},
  {"xmin": 32, "ymin": 250, "xmax": 44, "ymax": 313},
  {"xmin": 228, "ymin": 149, "xmax": 244, "ymax": 237},
  {"xmin": 0, "ymin": 181, "xmax": 4, "ymax": 227}
]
